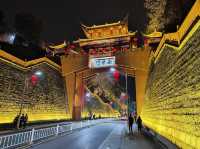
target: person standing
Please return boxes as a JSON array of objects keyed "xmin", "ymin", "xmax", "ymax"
[
  {"xmin": 20, "ymin": 114, "xmax": 25, "ymax": 129},
  {"xmin": 93, "ymin": 114, "xmax": 96, "ymax": 120},
  {"xmin": 134, "ymin": 114, "xmax": 137, "ymax": 123},
  {"xmin": 24, "ymin": 114, "xmax": 28, "ymax": 128},
  {"xmin": 13, "ymin": 115, "xmax": 20, "ymax": 129},
  {"xmin": 128, "ymin": 114, "xmax": 134, "ymax": 133},
  {"xmin": 136, "ymin": 116, "xmax": 142, "ymax": 133}
]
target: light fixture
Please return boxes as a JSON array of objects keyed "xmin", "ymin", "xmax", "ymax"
[
  {"xmin": 86, "ymin": 92, "xmax": 90, "ymax": 97},
  {"xmin": 8, "ymin": 33, "xmax": 16, "ymax": 44},
  {"xmin": 109, "ymin": 67, "xmax": 115, "ymax": 73},
  {"xmin": 35, "ymin": 71, "xmax": 43, "ymax": 76}
]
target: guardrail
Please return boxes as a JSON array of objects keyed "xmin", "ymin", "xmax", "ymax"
[{"xmin": 0, "ymin": 119, "xmax": 114, "ymax": 149}]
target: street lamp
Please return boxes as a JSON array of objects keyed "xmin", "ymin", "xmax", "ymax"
[
  {"xmin": 86, "ymin": 92, "xmax": 90, "ymax": 97},
  {"xmin": 35, "ymin": 71, "xmax": 43, "ymax": 76},
  {"xmin": 17, "ymin": 70, "xmax": 43, "ymax": 129}
]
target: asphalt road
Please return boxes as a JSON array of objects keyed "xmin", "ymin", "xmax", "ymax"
[
  {"xmin": 29, "ymin": 122, "xmax": 115, "ymax": 149},
  {"xmin": 29, "ymin": 121, "xmax": 159, "ymax": 149}
]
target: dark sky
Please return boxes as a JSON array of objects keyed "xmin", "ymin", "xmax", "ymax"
[{"xmin": 0, "ymin": 0, "xmax": 146, "ymax": 43}]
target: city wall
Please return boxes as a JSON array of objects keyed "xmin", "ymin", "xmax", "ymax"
[
  {"xmin": 0, "ymin": 51, "xmax": 69, "ymax": 124},
  {"xmin": 141, "ymin": 2, "xmax": 200, "ymax": 147}
]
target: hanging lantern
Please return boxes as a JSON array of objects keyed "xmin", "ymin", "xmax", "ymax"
[
  {"xmin": 70, "ymin": 45, "xmax": 75, "ymax": 49},
  {"xmin": 83, "ymin": 51, "xmax": 87, "ymax": 55},
  {"xmin": 31, "ymin": 74, "xmax": 38, "ymax": 86},
  {"xmin": 144, "ymin": 38, "xmax": 148, "ymax": 47},
  {"xmin": 64, "ymin": 48, "xmax": 69, "ymax": 55},
  {"xmin": 113, "ymin": 70, "xmax": 120, "ymax": 81},
  {"xmin": 103, "ymin": 48, "xmax": 107, "ymax": 53},
  {"xmin": 120, "ymin": 92, "xmax": 128, "ymax": 101},
  {"xmin": 112, "ymin": 47, "xmax": 117, "ymax": 52},
  {"xmin": 92, "ymin": 50, "xmax": 96, "ymax": 55},
  {"xmin": 90, "ymin": 49, "xmax": 96, "ymax": 55}
]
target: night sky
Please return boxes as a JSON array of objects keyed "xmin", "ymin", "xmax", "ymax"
[{"xmin": 0, "ymin": 0, "xmax": 146, "ymax": 43}]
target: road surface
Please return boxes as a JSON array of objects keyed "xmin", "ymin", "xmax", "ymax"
[{"xmin": 29, "ymin": 121, "xmax": 161, "ymax": 149}]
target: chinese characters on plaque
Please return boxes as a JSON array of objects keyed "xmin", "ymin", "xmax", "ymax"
[{"xmin": 89, "ymin": 56, "xmax": 115, "ymax": 68}]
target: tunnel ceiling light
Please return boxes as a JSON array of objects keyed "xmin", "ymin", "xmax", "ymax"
[{"xmin": 109, "ymin": 67, "xmax": 116, "ymax": 73}]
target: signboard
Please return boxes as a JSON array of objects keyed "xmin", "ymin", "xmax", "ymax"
[{"xmin": 89, "ymin": 56, "xmax": 115, "ymax": 68}]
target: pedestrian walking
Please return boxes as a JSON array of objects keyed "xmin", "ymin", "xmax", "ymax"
[
  {"xmin": 13, "ymin": 115, "xmax": 20, "ymax": 129},
  {"xmin": 128, "ymin": 113, "xmax": 134, "ymax": 133},
  {"xmin": 136, "ymin": 116, "xmax": 142, "ymax": 133},
  {"xmin": 133, "ymin": 114, "xmax": 137, "ymax": 123},
  {"xmin": 93, "ymin": 114, "xmax": 96, "ymax": 120},
  {"xmin": 24, "ymin": 114, "xmax": 28, "ymax": 128},
  {"xmin": 20, "ymin": 114, "xmax": 25, "ymax": 129}
]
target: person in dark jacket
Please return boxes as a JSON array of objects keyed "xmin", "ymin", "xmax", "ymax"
[
  {"xmin": 13, "ymin": 115, "xmax": 20, "ymax": 129},
  {"xmin": 24, "ymin": 114, "xmax": 28, "ymax": 128},
  {"xmin": 136, "ymin": 116, "xmax": 142, "ymax": 133},
  {"xmin": 20, "ymin": 114, "xmax": 25, "ymax": 129},
  {"xmin": 128, "ymin": 114, "xmax": 134, "ymax": 133}
]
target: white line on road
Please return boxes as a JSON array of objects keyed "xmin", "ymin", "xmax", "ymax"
[{"xmin": 97, "ymin": 126, "xmax": 116, "ymax": 149}]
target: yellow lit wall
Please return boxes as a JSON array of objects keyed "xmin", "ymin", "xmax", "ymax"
[
  {"xmin": 0, "ymin": 53, "xmax": 69, "ymax": 124},
  {"xmin": 141, "ymin": 20, "xmax": 200, "ymax": 149}
]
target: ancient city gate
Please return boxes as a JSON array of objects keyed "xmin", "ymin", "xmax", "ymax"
[{"xmin": 61, "ymin": 19, "xmax": 160, "ymax": 120}]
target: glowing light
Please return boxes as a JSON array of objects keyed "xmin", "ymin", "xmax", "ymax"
[
  {"xmin": 86, "ymin": 92, "xmax": 90, "ymax": 97},
  {"xmin": 35, "ymin": 71, "xmax": 43, "ymax": 76},
  {"xmin": 8, "ymin": 34, "xmax": 16, "ymax": 44},
  {"xmin": 109, "ymin": 67, "xmax": 116, "ymax": 72}
]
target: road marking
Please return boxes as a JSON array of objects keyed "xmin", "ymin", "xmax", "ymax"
[{"xmin": 97, "ymin": 126, "xmax": 117, "ymax": 149}]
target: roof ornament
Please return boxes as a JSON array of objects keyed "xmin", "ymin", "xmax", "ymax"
[{"xmin": 122, "ymin": 14, "xmax": 129, "ymax": 25}]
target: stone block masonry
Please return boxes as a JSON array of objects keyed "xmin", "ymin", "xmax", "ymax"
[
  {"xmin": 0, "ymin": 60, "xmax": 69, "ymax": 124},
  {"xmin": 141, "ymin": 22, "xmax": 200, "ymax": 148}
]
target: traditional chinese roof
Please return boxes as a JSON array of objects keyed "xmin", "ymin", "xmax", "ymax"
[
  {"xmin": 81, "ymin": 21, "xmax": 122, "ymax": 30},
  {"xmin": 79, "ymin": 16, "xmax": 134, "ymax": 40},
  {"xmin": 75, "ymin": 17, "xmax": 135, "ymax": 48},
  {"xmin": 142, "ymin": 29, "xmax": 163, "ymax": 38},
  {"xmin": 48, "ymin": 41, "xmax": 67, "ymax": 49}
]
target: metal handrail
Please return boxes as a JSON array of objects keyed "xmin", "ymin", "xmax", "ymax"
[{"xmin": 0, "ymin": 119, "xmax": 114, "ymax": 149}]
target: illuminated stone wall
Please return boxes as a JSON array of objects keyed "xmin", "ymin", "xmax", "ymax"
[
  {"xmin": 0, "ymin": 60, "xmax": 69, "ymax": 124},
  {"xmin": 141, "ymin": 24, "xmax": 200, "ymax": 148}
]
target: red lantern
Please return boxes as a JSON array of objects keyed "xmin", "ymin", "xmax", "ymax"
[
  {"xmin": 144, "ymin": 38, "xmax": 148, "ymax": 47},
  {"xmin": 113, "ymin": 70, "xmax": 120, "ymax": 81},
  {"xmin": 103, "ymin": 48, "xmax": 107, "ymax": 53},
  {"xmin": 112, "ymin": 47, "xmax": 117, "ymax": 52},
  {"xmin": 120, "ymin": 92, "xmax": 128, "ymax": 101},
  {"xmin": 70, "ymin": 45, "xmax": 75, "ymax": 49},
  {"xmin": 31, "ymin": 75, "xmax": 38, "ymax": 86},
  {"xmin": 90, "ymin": 49, "xmax": 95, "ymax": 55}
]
